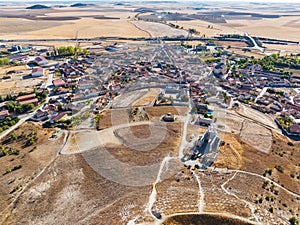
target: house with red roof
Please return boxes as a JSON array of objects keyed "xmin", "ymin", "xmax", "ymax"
[
  {"xmin": 53, "ymin": 79, "xmax": 66, "ymax": 87},
  {"xmin": 35, "ymin": 56, "xmax": 48, "ymax": 66},
  {"xmin": 16, "ymin": 93, "xmax": 39, "ymax": 105},
  {"xmin": 32, "ymin": 67, "xmax": 45, "ymax": 77},
  {"xmin": 0, "ymin": 110, "xmax": 9, "ymax": 119}
]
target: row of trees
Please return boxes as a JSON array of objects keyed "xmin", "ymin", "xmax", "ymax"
[
  {"xmin": 0, "ymin": 116, "xmax": 20, "ymax": 133},
  {"xmin": 6, "ymin": 102, "xmax": 35, "ymax": 114},
  {"xmin": 235, "ymin": 53, "xmax": 298, "ymax": 74},
  {"xmin": 0, "ymin": 94, "xmax": 14, "ymax": 102},
  {"xmin": 47, "ymin": 46, "xmax": 88, "ymax": 57},
  {"xmin": 0, "ymin": 57, "xmax": 10, "ymax": 66},
  {"xmin": 0, "ymin": 89, "xmax": 47, "ymax": 103}
]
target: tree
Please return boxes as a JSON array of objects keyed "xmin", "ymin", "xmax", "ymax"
[
  {"xmin": 180, "ymin": 95, "xmax": 189, "ymax": 102},
  {"xmin": 269, "ymin": 206, "xmax": 274, "ymax": 213},
  {"xmin": 188, "ymin": 28, "xmax": 197, "ymax": 34},
  {"xmin": 26, "ymin": 137, "xmax": 35, "ymax": 146},
  {"xmin": 6, "ymin": 101, "xmax": 17, "ymax": 113},
  {"xmin": 83, "ymin": 49, "xmax": 88, "ymax": 55},
  {"xmin": 16, "ymin": 104, "xmax": 34, "ymax": 114},
  {"xmin": 289, "ymin": 217, "xmax": 299, "ymax": 225},
  {"xmin": 5, "ymin": 94, "xmax": 13, "ymax": 101},
  {"xmin": 0, "ymin": 57, "xmax": 10, "ymax": 66},
  {"xmin": 10, "ymin": 132, "xmax": 17, "ymax": 141}
]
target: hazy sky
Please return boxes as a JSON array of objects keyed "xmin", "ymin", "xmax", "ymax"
[
  {"xmin": 0, "ymin": 0, "xmax": 299, "ymax": 3},
  {"xmin": 0, "ymin": 0, "xmax": 299, "ymax": 2}
]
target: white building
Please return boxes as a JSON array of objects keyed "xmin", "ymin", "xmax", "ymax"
[
  {"xmin": 32, "ymin": 67, "xmax": 45, "ymax": 77},
  {"xmin": 35, "ymin": 56, "xmax": 48, "ymax": 66}
]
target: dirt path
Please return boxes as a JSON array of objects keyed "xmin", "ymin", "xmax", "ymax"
[
  {"xmin": 145, "ymin": 156, "xmax": 174, "ymax": 221},
  {"xmin": 232, "ymin": 170, "xmax": 300, "ymax": 197},
  {"xmin": 178, "ymin": 104, "xmax": 192, "ymax": 158},
  {"xmin": 193, "ymin": 172, "xmax": 205, "ymax": 213},
  {"xmin": 144, "ymin": 103, "xmax": 193, "ymax": 222},
  {"xmin": 221, "ymin": 172, "xmax": 262, "ymax": 224}
]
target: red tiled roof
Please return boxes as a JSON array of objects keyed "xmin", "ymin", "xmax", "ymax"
[
  {"xmin": 16, "ymin": 93, "xmax": 36, "ymax": 101},
  {"xmin": 35, "ymin": 56, "xmax": 47, "ymax": 62},
  {"xmin": 0, "ymin": 110, "xmax": 9, "ymax": 117},
  {"xmin": 18, "ymin": 98, "xmax": 38, "ymax": 105},
  {"xmin": 51, "ymin": 112, "xmax": 67, "ymax": 122},
  {"xmin": 53, "ymin": 79, "xmax": 66, "ymax": 87},
  {"xmin": 32, "ymin": 67, "xmax": 44, "ymax": 73},
  {"xmin": 289, "ymin": 123, "xmax": 300, "ymax": 134}
]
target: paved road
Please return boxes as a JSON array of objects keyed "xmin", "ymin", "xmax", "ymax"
[
  {"xmin": 178, "ymin": 102, "xmax": 192, "ymax": 159},
  {"xmin": 246, "ymin": 33, "xmax": 265, "ymax": 52},
  {"xmin": 0, "ymin": 96, "xmax": 51, "ymax": 140},
  {"xmin": 0, "ymin": 113, "xmax": 33, "ymax": 140},
  {"xmin": 45, "ymin": 72, "xmax": 53, "ymax": 88},
  {"xmin": 255, "ymin": 87, "xmax": 268, "ymax": 103}
]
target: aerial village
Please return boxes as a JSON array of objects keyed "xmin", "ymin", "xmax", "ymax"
[{"xmin": 0, "ymin": 39, "xmax": 299, "ymax": 141}]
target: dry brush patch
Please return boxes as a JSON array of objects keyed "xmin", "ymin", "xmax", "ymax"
[
  {"xmin": 186, "ymin": 124, "xmax": 207, "ymax": 142},
  {"xmin": 223, "ymin": 172, "xmax": 300, "ymax": 224},
  {"xmin": 107, "ymin": 122, "xmax": 183, "ymax": 166},
  {"xmin": 145, "ymin": 106, "xmax": 188, "ymax": 119},
  {"xmin": 0, "ymin": 123, "xmax": 63, "ymax": 220},
  {"xmin": 214, "ymin": 133, "xmax": 243, "ymax": 170},
  {"xmin": 199, "ymin": 172, "xmax": 252, "ymax": 218},
  {"xmin": 2, "ymin": 154, "xmax": 152, "ymax": 225},
  {"xmin": 153, "ymin": 166, "xmax": 200, "ymax": 216},
  {"xmin": 162, "ymin": 214, "xmax": 254, "ymax": 225},
  {"xmin": 97, "ymin": 109, "xmax": 130, "ymax": 130},
  {"xmin": 132, "ymin": 88, "xmax": 160, "ymax": 107},
  {"xmin": 215, "ymin": 132, "xmax": 300, "ymax": 195}
]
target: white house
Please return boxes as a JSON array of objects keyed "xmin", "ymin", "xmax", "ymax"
[{"xmin": 32, "ymin": 67, "xmax": 45, "ymax": 77}]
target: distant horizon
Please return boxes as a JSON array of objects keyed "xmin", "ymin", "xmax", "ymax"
[{"xmin": 0, "ymin": 0, "xmax": 300, "ymax": 3}]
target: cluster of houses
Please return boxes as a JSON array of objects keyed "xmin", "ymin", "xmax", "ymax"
[
  {"xmin": 1, "ymin": 43, "xmax": 49, "ymax": 77},
  {"xmin": 2, "ymin": 42, "xmax": 300, "ymax": 137},
  {"xmin": 29, "ymin": 57, "xmax": 98, "ymax": 124},
  {"xmin": 211, "ymin": 55, "xmax": 300, "ymax": 136}
]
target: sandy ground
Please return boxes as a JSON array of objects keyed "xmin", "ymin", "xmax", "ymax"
[
  {"xmin": 0, "ymin": 5, "xmax": 150, "ymax": 40},
  {"xmin": 0, "ymin": 78, "xmax": 43, "ymax": 96},
  {"xmin": 226, "ymin": 16, "xmax": 300, "ymax": 42},
  {"xmin": 44, "ymin": 8, "xmax": 137, "ymax": 19},
  {"xmin": 61, "ymin": 121, "xmax": 155, "ymax": 154},
  {"xmin": 240, "ymin": 121, "xmax": 272, "ymax": 154},
  {"xmin": 237, "ymin": 105, "xmax": 277, "ymax": 129},
  {"xmin": 131, "ymin": 21, "xmax": 188, "ymax": 37},
  {"xmin": 0, "ymin": 4, "xmax": 299, "ymax": 43},
  {"xmin": 0, "ymin": 18, "xmax": 149, "ymax": 40},
  {"xmin": 112, "ymin": 90, "xmax": 148, "ymax": 108},
  {"xmin": 132, "ymin": 88, "xmax": 160, "ymax": 106},
  {"xmin": 0, "ymin": 18, "xmax": 70, "ymax": 34},
  {"xmin": 0, "ymin": 80, "xmax": 16, "ymax": 96},
  {"xmin": 0, "ymin": 65, "xmax": 30, "ymax": 75},
  {"xmin": 170, "ymin": 20, "xmax": 242, "ymax": 37},
  {"xmin": 264, "ymin": 44, "xmax": 300, "ymax": 54}
]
